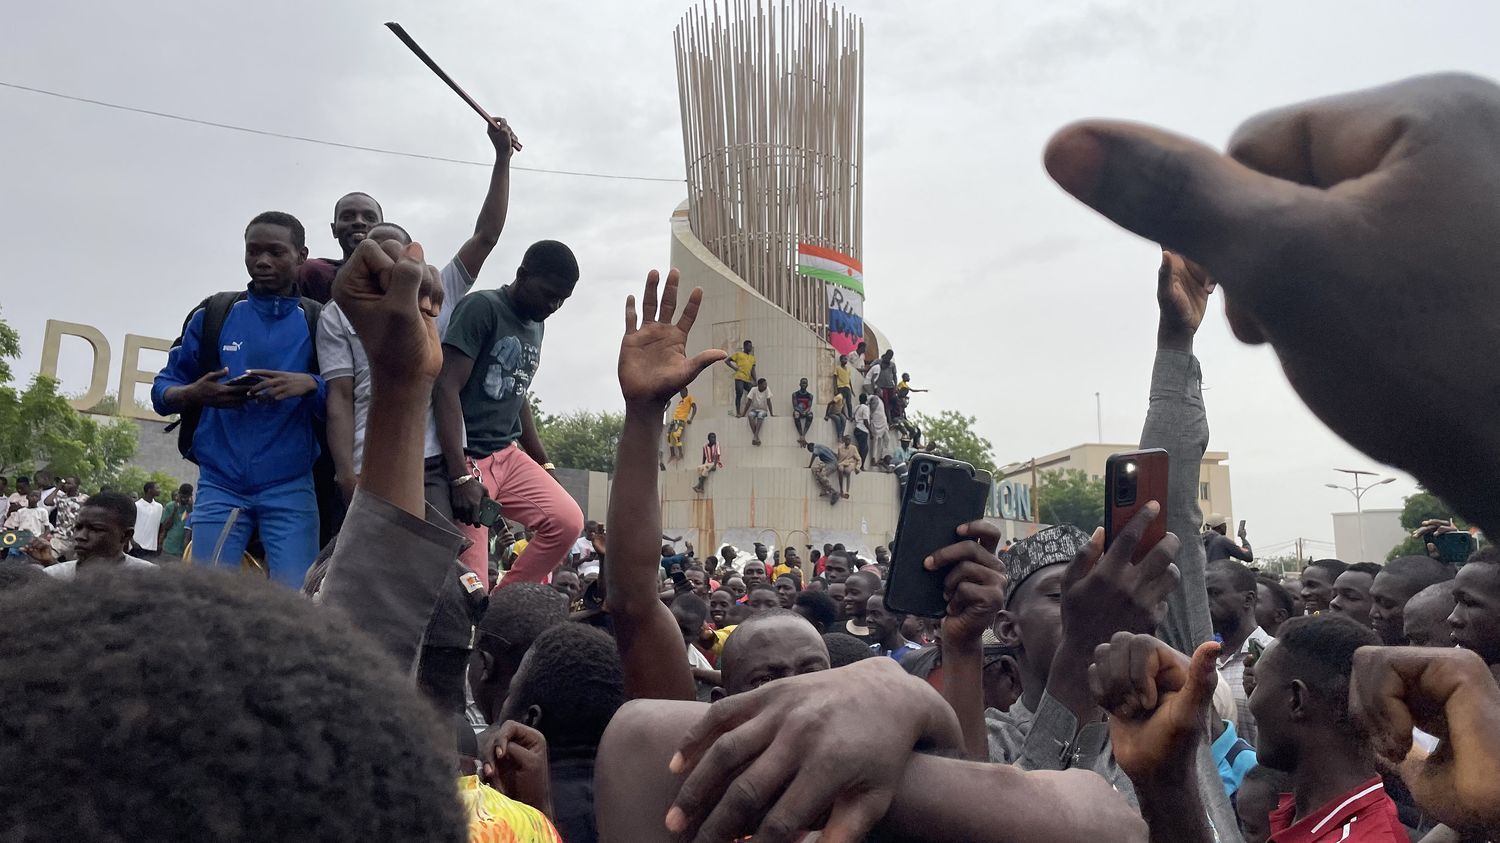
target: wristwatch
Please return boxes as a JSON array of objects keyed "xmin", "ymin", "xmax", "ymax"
[
  {"xmin": 450, "ymin": 474, "xmax": 476, "ymax": 487},
  {"xmin": 541, "ymin": 462, "xmax": 556, "ymax": 471}
]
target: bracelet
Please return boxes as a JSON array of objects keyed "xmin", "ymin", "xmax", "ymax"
[
  {"xmin": 450, "ymin": 474, "xmax": 476, "ymax": 487},
  {"xmin": 541, "ymin": 462, "xmax": 556, "ymax": 471}
]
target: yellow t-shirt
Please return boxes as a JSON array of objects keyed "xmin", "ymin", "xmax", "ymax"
[
  {"xmin": 672, "ymin": 394, "xmax": 697, "ymax": 422},
  {"xmin": 729, "ymin": 351, "xmax": 756, "ymax": 382},
  {"xmin": 834, "ymin": 365, "xmax": 852, "ymax": 389},
  {"xmin": 772, "ymin": 562, "xmax": 795, "ymax": 581}
]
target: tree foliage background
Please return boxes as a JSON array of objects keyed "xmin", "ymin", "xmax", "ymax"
[
  {"xmin": 910, "ymin": 410, "xmax": 996, "ymax": 474},
  {"xmin": 1385, "ymin": 490, "xmax": 1472, "ymax": 559},
  {"xmin": 1036, "ymin": 468, "xmax": 1105, "ymax": 532},
  {"xmin": 530, "ymin": 395, "xmax": 622, "ymax": 474},
  {"xmin": 0, "ymin": 307, "xmax": 140, "ymax": 488}
]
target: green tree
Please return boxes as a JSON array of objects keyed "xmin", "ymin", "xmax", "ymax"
[
  {"xmin": 1386, "ymin": 490, "xmax": 1466, "ymax": 560},
  {"xmin": 1036, "ymin": 468, "xmax": 1105, "ymax": 532},
  {"xmin": 101, "ymin": 466, "xmax": 182, "ymax": 498},
  {"xmin": 530, "ymin": 396, "xmax": 623, "ymax": 474},
  {"xmin": 911, "ymin": 410, "xmax": 996, "ymax": 474},
  {"xmin": 0, "ymin": 307, "xmax": 139, "ymax": 487}
]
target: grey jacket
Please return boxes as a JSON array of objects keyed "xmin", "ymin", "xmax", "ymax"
[{"xmin": 987, "ymin": 349, "xmax": 1238, "ymax": 842}]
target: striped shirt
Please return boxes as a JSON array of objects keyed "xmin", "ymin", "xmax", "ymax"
[{"xmin": 1269, "ymin": 776, "xmax": 1405, "ymax": 843}]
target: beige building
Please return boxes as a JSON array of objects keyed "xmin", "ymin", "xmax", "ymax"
[{"xmin": 994, "ymin": 443, "xmax": 1234, "ymax": 534}]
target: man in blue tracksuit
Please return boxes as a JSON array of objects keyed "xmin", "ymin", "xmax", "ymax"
[{"xmin": 153, "ymin": 211, "xmax": 325, "ymax": 587}]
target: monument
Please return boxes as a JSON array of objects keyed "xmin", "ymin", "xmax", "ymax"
[{"xmin": 663, "ymin": 0, "xmax": 897, "ymax": 559}]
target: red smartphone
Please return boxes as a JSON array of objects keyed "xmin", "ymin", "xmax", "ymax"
[{"xmin": 1103, "ymin": 449, "xmax": 1169, "ymax": 564}]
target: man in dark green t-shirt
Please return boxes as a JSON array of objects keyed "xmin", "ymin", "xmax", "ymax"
[{"xmin": 432, "ymin": 239, "xmax": 584, "ymax": 588}]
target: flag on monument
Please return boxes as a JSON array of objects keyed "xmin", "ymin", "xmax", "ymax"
[{"xmin": 797, "ymin": 243, "xmax": 865, "ymax": 357}]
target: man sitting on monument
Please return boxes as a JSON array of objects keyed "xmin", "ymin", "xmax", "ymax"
[
  {"xmin": 152, "ymin": 211, "xmax": 325, "ymax": 588},
  {"xmin": 792, "ymin": 377, "xmax": 815, "ymax": 445},
  {"xmin": 741, "ymin": 378, "xmax": 774, "ymax": 447}
]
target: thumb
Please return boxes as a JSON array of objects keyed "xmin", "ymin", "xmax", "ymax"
[
  {"xmin": 387, "ymin": 243, "xmax": 428, "ymax": 300},
  {"xmin": 1183, "ymin": 641, "xmax": 1222, "ymax": 711},
  {"xmin": 1044, "ymin": 121, "xmax": 1324, "ymax": 277},
  {"xmin": 688, "ymin": 349, "xmax": 730, "ymax": 379}
]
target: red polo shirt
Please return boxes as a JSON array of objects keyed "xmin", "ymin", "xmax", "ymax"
[{"xmin": 1269, "ymin": 777, "xmax": 1405, "ymax": 843}]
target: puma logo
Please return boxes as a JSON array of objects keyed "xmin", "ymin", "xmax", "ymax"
[{"xmin": 222, "ymin": 341, "xmax": 242, "ymax": 352}]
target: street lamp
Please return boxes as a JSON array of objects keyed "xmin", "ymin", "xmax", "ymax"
[{"xmin": 1325, "ymin": 470, "xmax": 1397, "ymax": 562}]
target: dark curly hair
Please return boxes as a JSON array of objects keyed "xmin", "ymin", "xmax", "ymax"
[
  {"xmin": 1274, "ymin": 613, "xmax": 1380, "ymax": 725},
  {"xmin": 503, "ymin": 623, "xmax": 624, "ymax": 750},
  {"xmin": 0, "ymin": 568, "xmax": 464, "ymax": 841},
  {"xmin": 822, "ymin": 631, "xmax": 875, "ymax": 668}
]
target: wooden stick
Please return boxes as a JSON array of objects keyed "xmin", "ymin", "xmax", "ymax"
[{"xmin": 384, "ymin": 21, "xmax": 522, "ymax": 151}]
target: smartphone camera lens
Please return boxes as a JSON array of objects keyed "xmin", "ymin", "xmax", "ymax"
[{"xmin": 1114, "ymin": 469, "xmax": 1137, "ymax": 506}]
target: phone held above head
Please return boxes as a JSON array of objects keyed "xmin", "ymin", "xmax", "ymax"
[
  {"xmin": 887, "ymin": 454, "xmax": 992, "ymax": 617},
  {"xmin": 1105, "ymin": 449, "xmax": 1169, "ymax": 566}
]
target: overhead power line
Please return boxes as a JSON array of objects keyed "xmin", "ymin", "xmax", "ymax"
[{"xmin": 0, "ymin": 80, "xmax": 685, "ymax": 184}]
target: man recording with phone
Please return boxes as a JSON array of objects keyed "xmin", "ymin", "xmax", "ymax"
[
  {"xmin": 1202, "ymin": 513, "xmax": 1253, "ymax": 563},
  {"xmin": 152, "ymin": 211, "xmax": 326, "ymax": 587}
]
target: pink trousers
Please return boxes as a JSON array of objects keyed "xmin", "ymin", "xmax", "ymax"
[{"xmin": 460, "ymin": 443, "xmax": 585, "ymax": 589}]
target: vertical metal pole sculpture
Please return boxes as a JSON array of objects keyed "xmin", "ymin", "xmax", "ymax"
[{"xmin": 673, "ymin": 0, "xmax": 865, "ymax": 344}]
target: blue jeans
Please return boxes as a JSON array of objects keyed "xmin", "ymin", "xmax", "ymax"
[{"xmin": 191, "ymin": 474, "xmax": 319, "ymax": 588}]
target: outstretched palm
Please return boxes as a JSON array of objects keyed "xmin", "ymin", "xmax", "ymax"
[{"xmin": 619, "ymin": 269, "xmax": 727, "ymax": 405}]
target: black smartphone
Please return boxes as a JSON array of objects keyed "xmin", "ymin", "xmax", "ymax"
[
  {"xmin": 1434, "ymin": 531, "xmax": 1476, "ymax": 565},
  {"xmin": 887, "ymin": 454, "xmax": 993, "ymax": 618},
  {"xmin": 477, "ymin": 497, "xmax": 503, "ymax": 528},
  {"xmin": 224, "ymin": 373, "xmax": 264, "ymax": 388},
  {"xmin": 1104, "ymin": 449, "xmax": 1169, "ymax": 565},
  {"xmin": 670, "ymin": 569, "xmax": 690, "ymax": 593}
]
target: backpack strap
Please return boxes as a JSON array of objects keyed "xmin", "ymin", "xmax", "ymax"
[{"xmin": 167, "ymin": 291, "xmax": 245, "ymax": 461}]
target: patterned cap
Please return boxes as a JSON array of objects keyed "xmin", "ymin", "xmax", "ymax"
[{"xmin": 1002, "ymin": 525, "xmax": 1092, "ymax": 606}]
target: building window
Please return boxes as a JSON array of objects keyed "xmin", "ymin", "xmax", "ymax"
[{"xmin": 1200, "ymin": 482, "xmax": 1211, "ymax": 501}]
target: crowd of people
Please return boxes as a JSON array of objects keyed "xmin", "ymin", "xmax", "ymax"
[
  {"xmin": 668, "ymin": 333, "xmax": 927, "ymax": 505},
  {"xmin": 4, "ymin": 73, "xmax": 1500, "ymax": 843}
]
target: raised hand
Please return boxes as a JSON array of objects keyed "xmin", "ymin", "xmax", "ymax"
[
  {"xmin": 1156, "ymin": 250, "xmax": 1214, "ymax": 350},
  {"xmin": 478, "ymin": 720, "xmax": 553, "ymax": 815},
  {"xmin": 1062, "ymin": 503, "xmax": 1181, "ymax": 648},
  {"xmin": 333, "ymin": 238, "xmax": 444, "ymax": 384},
  {"xmin": 487, "ymin": 116, "xmax": 521, "ymax": 155},
  {"xmin": 667, "ymin": 658, "xmax": 961, "ymax": 843},
  {"xmin": 1044, "ymin": 74, "xmax": 1500, "ymax": 535},
  {"xmin": 924, "ymin": 519, "xmax": 1007, "ymax": 646},
  {"xmin": 1349, "ymin": 646, "xmax": 1500, "ymax": 834},
  {"xmin": 1090, "ymin": 634, "xmax": 1220, "ymax": 779},
  {"xmin": 619, "ymin": 269, "xmax": 726, "ymax": 408}
]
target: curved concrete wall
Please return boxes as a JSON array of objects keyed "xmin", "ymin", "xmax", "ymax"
[{"xmin": 662, "ymin": 202, "xmax": 897, "ymax": 560}]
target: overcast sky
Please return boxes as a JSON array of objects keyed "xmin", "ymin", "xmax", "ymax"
[{"xmin": 4, "ymin": 0, "xmax": 1495, "ymax": 557}]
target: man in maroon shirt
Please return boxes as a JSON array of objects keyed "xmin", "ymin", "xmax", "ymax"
[
  {"xmin": 297, "ymin": 191, "xmax": 382, "ymax": 303},
  {"xmin": 1250, "ymin": 615, "xmax": 1406, "ymax": 843}
]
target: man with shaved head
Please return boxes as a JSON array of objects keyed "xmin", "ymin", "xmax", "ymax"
[
  {"xmin": 1367, "ymin": 555, "xmax": 1456, "ymax": 645},
  {"xmin": 717, "ymin": 609, "xmax": 830, "ymax": 697},
  {"xmin": 1402, "ymin": 580, "xmax": 1458, "ymax": 648}
]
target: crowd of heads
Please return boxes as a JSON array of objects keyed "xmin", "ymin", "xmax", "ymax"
[{"xmin": 9, "ymin": 71, "xmax": 1500, "ymax": 843}]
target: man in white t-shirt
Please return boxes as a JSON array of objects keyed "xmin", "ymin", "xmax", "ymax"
[
  {"xmin": 317, "ymin": 119, "xmax": 518, "ymax": 506},
  {"xmin": 132, "ymin": 482, "xmax": 165, "ymax": 559},
  {"xmin": 741, "ymin": 378, "xmax": 774, "ymax": 447},
  {"xmin": 47, "ymin": 491, "xmax": 156, "ymax": 580}
]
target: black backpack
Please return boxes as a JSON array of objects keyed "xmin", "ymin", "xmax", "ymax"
[{"xmin": 163, "ymin": 291, "xmax": 322, "ymax": 462}]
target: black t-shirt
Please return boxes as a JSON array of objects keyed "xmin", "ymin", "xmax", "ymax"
[{"xmin": 550, "ymin": 753, "xmax": 599, "ymax": 843}]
